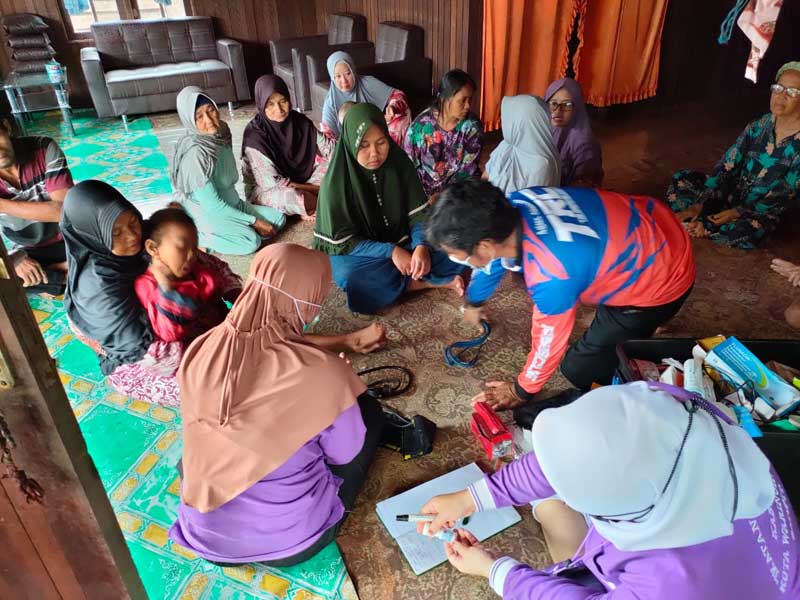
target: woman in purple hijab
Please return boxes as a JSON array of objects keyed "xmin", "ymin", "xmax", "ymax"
[{"xmin": 544, "ymin": 78, "xmax": 604, "ymax": 187}]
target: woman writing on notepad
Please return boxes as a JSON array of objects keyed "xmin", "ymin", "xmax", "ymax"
[{"xmin": 417, "ymin": 383, "xmax": 799, "ymax": 599}]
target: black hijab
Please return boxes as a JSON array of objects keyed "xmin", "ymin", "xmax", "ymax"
[
  {"xmin": 241, "ymin": 75, "xmax": 318, "ymax": 183},
  {"xmin": 62, "ymin": 180, "xmax": 152, "ymax": 375}
]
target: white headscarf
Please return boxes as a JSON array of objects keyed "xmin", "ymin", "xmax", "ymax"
[
  {"xmin": 532, "ymin": 381, "xmax": 775, "ymax": 552},
  {"xmin": 485, "ymin": 95, "xmax": 561, "ymax": 194},
  {"xmin": 321, "ymin": 51, "xmax": 393, "ymax": 137}
]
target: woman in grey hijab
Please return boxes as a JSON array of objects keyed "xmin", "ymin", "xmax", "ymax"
[
  {"xmin": 171, "ymin": 86, "xmax": 286, "ymax": 255},
  {"xmin": 484, "ymin": 95, "xmax": 561, "ymax": 194}
]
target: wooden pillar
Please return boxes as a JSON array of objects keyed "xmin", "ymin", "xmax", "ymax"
[{"xmin": 0, "ymin": 241, "xmax": 146, "ymax": 599}]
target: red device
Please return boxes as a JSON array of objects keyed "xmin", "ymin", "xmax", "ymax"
[{"xmin": 470, "ymin": 402, "xmax": 513, "ymax": 461}]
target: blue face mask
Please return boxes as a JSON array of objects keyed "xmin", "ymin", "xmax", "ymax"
[
  {"xmin": 447, "ymin": 254, "xmax": 493, "ymax": 276},
  {"xmin": 303, "ymin": 313, "xmax": 321, "ymax": 332}
]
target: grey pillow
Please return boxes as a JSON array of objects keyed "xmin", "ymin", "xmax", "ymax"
[
  {"xmin": 11, "ymin": 47, "xmax": 55, "ymax": 61},
  {"xmin": 11, "ymin": 60, "xmax": 48, "ymax": 73},
  {"xmin": 1, "ymin": 14, "xmax": 49, "ymax": 35},
  {"xmin": 8, "ymin": 34, "xmax": 51, "ymax": 48}
]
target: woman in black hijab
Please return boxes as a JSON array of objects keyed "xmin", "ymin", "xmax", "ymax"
[
  {"xmin": 241, "ymin": 75, "xmax": 335, "ymax": 219},
  {"xmin": 62, "ymin": 180, "xmax": 242, "ymax": 407}
]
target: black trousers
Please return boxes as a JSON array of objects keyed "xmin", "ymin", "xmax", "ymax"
[
  {"xmin": 560, "ymin": 287, "xmax": 692, "ymax": 390},
  {"xmin": 21, "ymin": 240, "xmax": 67, "ymax": 296},
  {"xmin": 260, "ymin": 392, "xmax": 385, "ymax": 568}
]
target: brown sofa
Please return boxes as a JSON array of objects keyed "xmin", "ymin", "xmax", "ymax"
[
  {"xmin": 268, "ymin": 13, "xmax": 368, "ymax": 111},
  {"xmin": 306, "ymin": 23, "xmax": 432, "ymax": 125},
  {"xmin": 80, "ymin": 17, "xmax": 249, "ymax": 121}
]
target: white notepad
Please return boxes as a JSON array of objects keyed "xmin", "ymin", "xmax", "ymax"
[{"xmin": 375, "ymin": 463, "xmax": 521, "ymax": 575}]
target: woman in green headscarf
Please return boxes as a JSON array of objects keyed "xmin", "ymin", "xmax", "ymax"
[
  {"xmin": 313, "ymin": 103, "xmax": 465, "ymax": 314},
  {"xmin": 171, "ymin": 86, "xmax": 286, "ymax": 255}
]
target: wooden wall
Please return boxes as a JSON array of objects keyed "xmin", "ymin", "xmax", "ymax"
[
  {"xmin": 184, "ymin": 0, "xmax": 319, "ymax": 96},
  {"xmin": 315, "ymin": 0, "xmax": 484, "ymax": 91},
  {"xmin": 186, "ymin": 0, "xmax": 484, "ymax": 96},
  {"xmin": 0, "ymin": 0, "xmax": 482, "ymax": 110},
  {"xmin": 0, "ymin": 0, "xmax": 92, "ymax": 107}
]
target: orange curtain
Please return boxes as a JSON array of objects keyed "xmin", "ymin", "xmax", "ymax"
[
  {"xmin": 480, "ymin": 0, "xmax": 581, "ymax": 131},
  {"xmin": 575, "ymin": 0, "xmax": 669, "ymax": 107}
]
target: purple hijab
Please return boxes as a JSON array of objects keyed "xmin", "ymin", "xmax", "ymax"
[
  {"xmin": 242, "ymin": 75, "xmax": 317, "ymax": 183},
  {"xmin": 544, "ymin": 77, "xmax": 603, "ymax": 186}
]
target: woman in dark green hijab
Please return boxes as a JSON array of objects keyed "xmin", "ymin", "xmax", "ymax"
[{"xmin": 313, "ymin": 103, "xmax": 465, "ymax": 313}]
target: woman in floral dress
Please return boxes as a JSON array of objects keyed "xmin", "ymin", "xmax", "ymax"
[
  {"xmin": 404, "ymin": 69, "xmax": 483, "ymax": 200},
  {"xmin": 667, "ymin": 61, "xmax": 800, "ymax": 249}
]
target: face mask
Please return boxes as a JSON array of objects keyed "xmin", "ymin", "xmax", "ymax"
[
  {"xmin": 303, "ymin": 313, "xmax": 321, "ymax": 332},
  {"xmin": 448, "ymin": 254, "xmax": 493, "ymax": 276},
  {"xmin": 500, "ymin": 257, "xmax": 521, "ymax": 272},
  {"xmin": 249, "ymin": 276, "xmax": 322, "ymax": 329}
]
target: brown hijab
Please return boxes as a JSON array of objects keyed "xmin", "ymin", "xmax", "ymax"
[{"xmin": 178, "ymin": 243, "xmax": 366, "ymax": 512}]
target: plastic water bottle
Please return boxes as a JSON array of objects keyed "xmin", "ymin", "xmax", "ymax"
[{"xmin": 45, "ymin": 61, "xmax": 64, "ymax": 83}]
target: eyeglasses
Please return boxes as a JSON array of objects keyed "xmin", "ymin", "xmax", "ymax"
[
  {"xmin": 548, "ymin": 100, "xmax": 574, "ymax": 112},
  {"xmin": 771, "ymin": 83, "xmax": 800, "ymax": 98}
]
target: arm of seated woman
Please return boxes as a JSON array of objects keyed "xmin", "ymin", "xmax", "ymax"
[
  {"xmin": 459, "ymin": 117, "xmax": 484, "ymax": 177},
  {"xmin": 289, "ymin": 182, "xmax": 320, "ymax": 193},
  {"xmin": 317, "ymin": 130, "xmax": 336, "ymax": 159},
  {"xmin": 193, "ymin": 181, "xmax": 257, "ymax": 226},
  {"xmin": 319, "ymin": 120, "xmax": 339, "ymax": 143},
  {"xmin": 244, "ymin": 147, "xmax": 291, "ymax": 189},
  {"xmin": 319, "ymin": 401, "xmax": 366, "ymax": 466}
]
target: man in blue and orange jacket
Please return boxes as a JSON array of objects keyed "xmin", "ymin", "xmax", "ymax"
[{"xmin": 425, "ymin": 179, "xmax": 695, "ymax": 410}]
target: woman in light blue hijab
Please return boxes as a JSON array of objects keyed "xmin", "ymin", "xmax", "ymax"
[{"xmin": 320, "ymin": 51, "xmax": 411, "ymax": 145}]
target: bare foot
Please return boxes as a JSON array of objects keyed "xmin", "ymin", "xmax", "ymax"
[
  {"xmin": 406, "ymin": 274, "xmax": 465, "ymax": 295},
  {"xmin": 346, "ymin": 322, "xmax": 387, "ymax": 354},
  {"xmin": 772, "ymin": 258, "xmax": 797, "ymax": 277},
  {"xmin": 772, "ymin": 259, "xmax": 800, "ymax": 286},
  {"xmin": 446, "ymin": 274, "xmax": 465, "ymax": 297}
]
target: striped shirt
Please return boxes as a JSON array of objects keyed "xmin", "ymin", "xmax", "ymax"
[
  {"xmin": 0, "ymin": 136, "xmax": 73, "ymax": 251},
  {"xmin": 134, "ymin": 261, "xmax": 227, "ymax": 343}
]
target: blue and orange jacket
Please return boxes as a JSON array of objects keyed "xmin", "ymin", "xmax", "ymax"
[{"xmin": 466, "ymin": 187, "xmax": 695, "ymax": 394}]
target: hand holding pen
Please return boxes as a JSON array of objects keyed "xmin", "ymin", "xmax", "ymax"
[{"xmin": 401, "ymin": 489, "xmax": 477, "ymax": 536}]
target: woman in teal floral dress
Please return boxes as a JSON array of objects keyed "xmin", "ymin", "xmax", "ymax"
[
  {"xmin": 668, "ymin": 61, "xmax": 800, "ymax": 249},
  {"xmin": 404, "ymin": 69, "xmax": 483, "ymax": 199}
]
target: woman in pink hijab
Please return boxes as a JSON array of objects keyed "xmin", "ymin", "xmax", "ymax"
[
  {"xmin": 544, "ymin": 77, "xmax": 604, "ymax": 187},
  {"xmin": 169, "ymin": 243, "xmax": 384, "ymax": 566}
]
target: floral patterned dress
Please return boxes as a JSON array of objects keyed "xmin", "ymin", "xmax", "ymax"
[
  {"xmin": 667, "ymin": 113, "xmax": 800, "ymax": 249},
  {"xmin": 403, "ymin": 108, "xmax": 484, "ymax": 197},
  {"xmin": 242, "ymin": 130, "xmax": 334, "ymax": 218}
]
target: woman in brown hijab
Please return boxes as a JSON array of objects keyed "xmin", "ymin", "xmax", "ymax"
[{"xmin": 169, "ymin": 243, "xmax": 384, "ymax": 565}]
